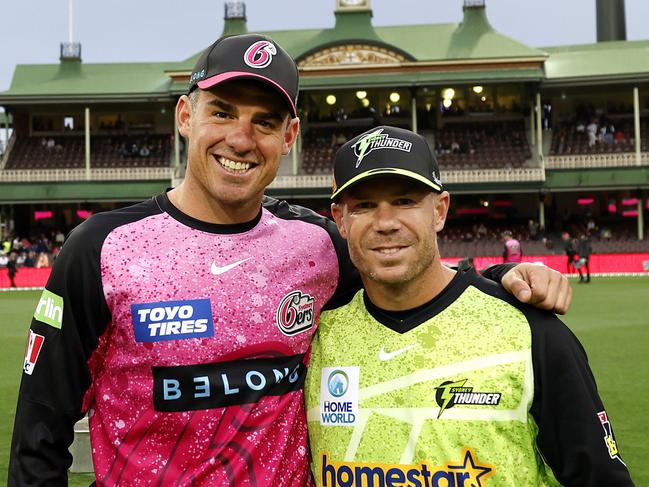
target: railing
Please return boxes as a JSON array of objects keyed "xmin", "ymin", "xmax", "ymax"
[
  {"xmin": 545, "ymin": 152, "xmax": 649, "ymax": 169},
  {"xmin": 267, "ymin": 168, "xmax": 545, "ymax": 189},
  {"xmin": 268, "ymin": 175, "xmax": 333, "ymax": 189},
  {"xmin": 0, "ymin": 165, "xmax": 581, "ymax": 186},
  {"xmin": 441, "ymin": 167, "xmax": 545, "ymax": 183},
  {"xmin": 0, "ymin": 167, "xmax": 173, "ymax": 183}
]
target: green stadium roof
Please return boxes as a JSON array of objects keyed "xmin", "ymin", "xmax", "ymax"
[
  {"xmin": 1, "ymin": 60, "xmax": 174, "ymax": 102},
  {"xmin": 0, "ymin": 4, "xmax": 548, "ymax": 102},
  {"xmin": 541, "ymin": 39, "xmax": 649, "ymax": 85},
  {"xmin": 1, "ymin": 3, "xmax": 648, "ymax": 103}
]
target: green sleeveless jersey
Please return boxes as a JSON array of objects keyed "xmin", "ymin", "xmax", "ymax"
[{"xmin": 305, "ymin": 269, "xmax": 633, "ymax": 487}]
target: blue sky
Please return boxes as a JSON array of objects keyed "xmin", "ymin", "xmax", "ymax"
[{"xmin": 2, "ymin": 0, "xmax": 649, "ymax": 93}]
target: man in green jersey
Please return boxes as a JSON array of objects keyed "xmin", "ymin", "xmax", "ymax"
[{"xmin": 305, "ymin": 126, "xmax": 634, "ymax": 487}]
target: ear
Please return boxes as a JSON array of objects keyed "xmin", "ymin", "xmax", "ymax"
[
  {"xmin": 176, "ymin": 94, "xmax": 192, "ymax": 138},
  {"xmin": 281, "ymin": 117, "xmax": 300, "ymax": 155},
  {"xmin": 433, "ymin": 191, "xmax": 450, "ymax": 232},
  {"xmin": 331, "ymin": 202, "xmax": 348, "ymax": 239}
]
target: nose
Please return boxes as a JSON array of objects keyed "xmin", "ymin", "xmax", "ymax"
[
  {"xmin": 373, "ymin": 202, "xmax": 401, "ymax": 233},
  {"xmin": 224, "ymin": 119, "xmax": 256, "ymax": 155}
]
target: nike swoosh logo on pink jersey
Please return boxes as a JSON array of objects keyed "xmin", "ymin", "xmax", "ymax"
[
  {"xmin": 210, "ymin": 257, "xmax": 251, "ymax": 275},
  {"xmin": 378, "ymin": 344, "xmax": 417, "ymax": 361}
]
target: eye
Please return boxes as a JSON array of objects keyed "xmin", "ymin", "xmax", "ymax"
[
  {"xmin": 255, "ymin": 119, "xmax": 278, "ymax": 131},
  {"xmin": 349, "ymin": 201, "xmax": 375, "ymax": 213},
  {"xmin": 212, "ymin": 111, "xmax": 232, "ymax": 120},
  {"xmin": 394, "ymin": 198, "xmax": 416, "ymax": 206}
]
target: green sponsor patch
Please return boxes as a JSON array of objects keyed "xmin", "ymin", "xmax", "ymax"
[{"xmin": 33, "ymin": 289, "xmax": 64, "ymax": 329}]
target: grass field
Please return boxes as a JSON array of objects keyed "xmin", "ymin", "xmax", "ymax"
[{"xmin": 0, "ymin": 278, "xmax": 647, "ymax": 485}]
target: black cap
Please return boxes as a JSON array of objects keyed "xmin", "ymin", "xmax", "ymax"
[
  {"xmin": 188, "ymin": 34, "xmax": 299, "ymax": 118},
  {"xmin": 331, "ymin": 126, "xmax": 443, "ymax": 200}
]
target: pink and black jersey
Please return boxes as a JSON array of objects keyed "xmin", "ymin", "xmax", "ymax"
[
  {"xmin": 9, "ymin": 192, "xmax": 358, "ymax": 486},
  {"xmin": 504, "ymin": 238, "xmax": 523, "ymax": 263}
]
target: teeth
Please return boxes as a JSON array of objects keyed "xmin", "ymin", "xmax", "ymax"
[
  {"xmin": 376, "ymin": 247, "xmax": 401, "ymax": 255},
  {"xmin": 218, "ymin": 156, "xmax": 252, "ymax": 172}
]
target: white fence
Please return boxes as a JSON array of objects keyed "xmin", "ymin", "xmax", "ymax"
[
  {"xmin": 0, "ymin": 167, "xmax": 545, "ymax": 187},
  {"xmin": 268, "ymin": 168, "xmax": 545, "ymax": 188},
  {"xmin": 545, "ymin": 152, "xmax": 649, "ymax": 169}
]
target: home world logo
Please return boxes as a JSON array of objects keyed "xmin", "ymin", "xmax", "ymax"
[{"xmin": 320, "ymin": 367, "xmax": 360, "ymax": 426}]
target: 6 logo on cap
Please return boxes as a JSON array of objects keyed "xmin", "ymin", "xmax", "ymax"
[{"xmin": 244, "ymin": 40, "xmax": 277, "ymax": 69}]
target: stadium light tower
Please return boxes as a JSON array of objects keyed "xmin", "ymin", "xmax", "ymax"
[
  {"xmin": 60, "ymin": 0, "xmax": 81, "ymax": 61},
  {"xmin": 69, "ymin": 0, "xmax": 73, "ymax": 43}
]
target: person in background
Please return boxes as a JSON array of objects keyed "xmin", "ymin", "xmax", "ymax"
[
  {"xmin": 1, "ymin": 238, "xmax": 11, "ymax": 255},
  {"xmin": 7, "ymin": 250, "xmax": 18, "ymax": 288},
  {"xmin": 457, "ymin": 256, "xmax": 474, "ymax": 271},
  {"xmin": 577, "ymin": 233, "xmax": 593, "ymax": 283},
  {"xmin": 562, "ymin": 231, "xmax": 578, "ymax": 274},
  {"xmin": 503, "ymin": 230, "xmax": 522, "ymax": 263}
]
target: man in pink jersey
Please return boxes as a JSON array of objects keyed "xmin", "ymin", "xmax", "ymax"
[
  {"xmin": 9, "ymin": 34, "xmax": 571, "ymax": 485},
  {"xmin": 503, "ymin": 230, "xmax": 523, "ymax": 263}
]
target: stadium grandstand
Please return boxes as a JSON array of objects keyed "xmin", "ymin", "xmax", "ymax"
[{"xmin": 1, "ymin": 0, "xmax": 648, "ymax": 288}]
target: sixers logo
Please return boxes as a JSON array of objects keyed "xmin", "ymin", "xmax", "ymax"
[
  {"xmin": 276, "ymin": 290, "xmax": 315, "ymax": 336},
  {"xmin": 244, "ymin": 40, "xmax": 277, "ymax": 69}
]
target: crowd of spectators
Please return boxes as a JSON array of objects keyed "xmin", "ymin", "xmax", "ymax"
[
  {"xmin": 0, "ymin": 230, "xmax": 64, "ymax": 272},
  {"xmin": 550, "ymin": 102, "xmax": 644, "ymax": 156},
  {"xmin": 551, "ymin": 116, "xmax": 634, "ymax": 156},
  {"xmin": 1, "ymin": 215, "xmax": 647, "ymax": 286}
]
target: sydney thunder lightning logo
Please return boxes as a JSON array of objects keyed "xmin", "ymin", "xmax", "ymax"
[
  {"xmin": 435, "ymin": 379, "xmax": 502, "ymax": 418},
  {"xmin": 352, "ymin": 128, "xmax": 412, "ymax": 167}
]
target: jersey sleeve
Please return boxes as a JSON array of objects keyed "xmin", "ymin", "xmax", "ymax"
[
  {"xmin": 8, "ymin": 219, "xmax": 112, "ymax": 485},
  {"xmin": 480, "ymin": 262, "xmax": 517, "ymax": 283},
  {"xmin": 526, "ymin": 309, "xmax": 635, "ymax": 486},
  {"xmin": 262, "ymin": 196, "xmax": 361, "ymax": 309}
]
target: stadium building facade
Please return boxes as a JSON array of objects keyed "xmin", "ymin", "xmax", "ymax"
[{"xmin": 0, "ymin": 0, "xmax": 647, "ymax": 258}]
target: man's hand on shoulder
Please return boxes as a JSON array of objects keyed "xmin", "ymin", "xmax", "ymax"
[{"xmin": 501, "ymin": 263, "xmax": 572, "ymax": 315}]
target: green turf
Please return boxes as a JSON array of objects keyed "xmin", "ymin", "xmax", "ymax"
[
  {"xmin": 560, "ymin": 278, "xmax": 649, "ymax": 486},
  {"xmin": 0, "ymin": 291, "xmax": 94, "ymax": 486},
  {"xmin": 0, "ymin": 279, "xmax": 647, "ymax": 485}
]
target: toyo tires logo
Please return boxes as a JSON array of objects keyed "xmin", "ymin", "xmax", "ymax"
[
  {"xmin": 276, "ymin": 290, "xmax": 315, "ymax": 336},
  {"xmin": 244, "ymin": 40, "xmax": 277, "ymax": 69}
]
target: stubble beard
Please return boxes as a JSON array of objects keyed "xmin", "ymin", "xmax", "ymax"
[{"xmin": 353, "ymin": 236, "xmax": 438, "ymax": 296}]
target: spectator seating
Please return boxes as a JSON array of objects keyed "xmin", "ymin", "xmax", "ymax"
[
  {"xmin": 438, "ymin": 221, "xmax": 649, "ymax": 258},
  {"xmin": 549, "ymin": 117, "xmax": 649, "ymax": 156},
  {"xmin": 5, "ymin": 134, "xmax": 172, "ymax": 170},
  {"xmin": 300, "ymin": 120, "xmax": 532, "ymax": 174},
  {"xmin": 301, "ymin": 126, "xmax": 372, "ymax": 175},
  {"xmin": 434, "ymin": 121, "xmax": 531, "ymax": 170}
]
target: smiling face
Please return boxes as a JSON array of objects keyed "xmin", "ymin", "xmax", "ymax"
[
  {"xmin": 332, "ymin": 177, "xmax": 451, "ymax": 307},
  {"xmin": 174, "ymin": 80, "xmax": 299, "ymax": 223}
]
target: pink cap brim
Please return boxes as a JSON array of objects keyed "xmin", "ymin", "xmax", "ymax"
[{"xmin": 197, "ymin": 71, "xmax": 297, "ymax": 118}]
